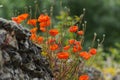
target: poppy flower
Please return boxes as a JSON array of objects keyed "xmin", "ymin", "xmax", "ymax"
[
  {"xmin": 40, "ymin": 27, "xmax": 46, "ymax": 32},
  {"xmin": 12, "ymin": 17, "xmax": 22, "ymax": 24},
  {"xmin": 46, "ymin": 20, "xmax": 51, "ymax": 26},
  {"xmin": 30, "ymin": 33, "xmax": 37, "ymax": 41},
  {"xmin": 73, "ymin": 46, "xmax": 78, "ymax": 52},
  {"xmin": 69, "ymin": 39, "xmax": 75, "ymax": 45},
  {"xmin": 63, "ymin": 45, "xmax": 70, "ymax": 50},
  {"xmin": 38, "ymin": 14, "xmax": 51, "ymax": 27},
  {"xmin": 74, "ymin": 41, "xmax": 81, "ymax": 45},
  {"xmin": 69, "ymin": 26, "xmax": 78, "ymax": 32},
  {"xmin": 18, "ymin": 13, "xmax": 29, "ymax": 20},
  {"xmin": 12, "ymin": 13, "xmax": 29, "ymax": 24},
  {"xmin": 39, "ymin": 22, "xmax": 47, "ymax": 28},
  {"xmin": 27, "ymin": 19, "xmax": 37, "ymax": 26},
  {"xmin": 79, "ymin": 51, "xmax": 86, "ymax": 57},
  {"xmin": 84, "ymin": 54, "xmax": 91, "ymax": 60},
  {"xmin": 79, "ymin": 51, "xmax": 91, "ymax": 60},
  {"xmin": 37, "ymin": 36, "xmax": 44, "ymax": 44},
  {"xmin": 38, "ymin": 14, "xmax": 50, "ymax": 22},
  {"xmin": 77, "ymin": 45, "xmax": 82, "ymax": 51},
  {"xmin": 77, "ymin": 30, "xmax": 84, "ymax": 36},
  {"xmin": 79, "ymin": 74, "xmax": 89, "ymax": 80},
  {"xmin": 89, "ymin": 48, "xmax": 97, "ymax": 55},
  {"xmin": 38, "ymin": 14, "xmax": 44, "ymax": 22},
  {"xmin": 43, "ymin": 15, "xmax": 50, "ymax": 22},
  {"xmin": 57, "ymin": 52, "xmax": 69, "ymax": 59},
  {"xmin": 49, "ymin": 44, "xmax": 59, "ymax": 51},
  {"xmin": 30, "ymin": 28, "xmax": 37, "ymax": 33},
  {"xmin": 73, "ymin": 45, "xmax": 82, "ymax": 52},
  {"xmin": 49, "ymin": 29, "xmax": 59, "ymax": 36}
]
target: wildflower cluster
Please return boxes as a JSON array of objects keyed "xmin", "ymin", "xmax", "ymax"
[{"xmin": 11, "ymin": 8, "xmax": 104, "ymax": 80}]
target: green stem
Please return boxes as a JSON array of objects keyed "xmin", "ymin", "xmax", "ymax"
[{"xmin": 66, "ymin": 59, "xmax": 80, "ymax": 80}]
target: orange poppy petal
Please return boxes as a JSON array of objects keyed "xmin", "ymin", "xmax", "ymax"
[
  {"xmin": 79, "ymin": 75, "xmax": 89, "ymax": 80},
  {"xmin": 69, "ymin": 26, "xmax": 78, "ymax": 32},
  {"xmin": 49, "ymin": 29, "xmax": 59, "ymax": 36},
  {"xmin": 89, "ymin": 48, "xmax": 97, "ymax": 55},
  {"xmin": 27, "ymin": 19, "xmax": 37, "ymax": 26},
  {"xmin": 57, "ymin": 52, "xmax": 69, "ymax": 59}
]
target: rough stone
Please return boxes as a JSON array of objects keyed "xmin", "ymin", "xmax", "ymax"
[{"xmin": 0, "ymin": 18, "xmax": 53, "ymax": 80}]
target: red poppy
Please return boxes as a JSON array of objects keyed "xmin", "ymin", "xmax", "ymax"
[
  {"xmin": 69, "ymin": 26, "xmax": 78, "ymax": 32},
  {"xmin": 79, "ymin": 51, "xmax": 91, "ymax": 60},
  {"xmin": 12, "ymin": 17, "xmax": 22, "ymax": 24},
  {"xmin": 89, "ymin": 48, "xmax": 97, "ymax": 55},
  {"xmin": 49, "ymin": 44, "xmax": 59, "ymax": 51},
  {"xmin": 46, "ymin": 20, "xmax": 51, "ymax": 26},
  {"xmin": 30, "ymin": 28, "xmax": 37, "ymax": 33},
  {"xmin": 38, "ymin": 14, "xmax": 51, "ymax": 27},
  {"xmin": 63, "ymin": 45, "xmax": 70, "ymax": 50},
  {"xmin": 73, "ymin": 46, "xmax": 78, "ymax": 52},
  {"xmin": 30, "ymin": 33, "xmax": 37, "ymax": 41},
  {"xmin": 43, "ymin": 15, "xmax": 50, "ymax": 22},
  {"xmin": 38, "ymin": 14, "xmax": 50, "ymax": 22},
  {"xmin": 69, "ymin": 39, "xmax": 75, "ymax": 45},
  {"xmin": 74, "ymin": 41, "xmax": 81, "ymax": 45},
  {"xmin": 73, "ymin": 45, "xmax": 82, "ymax": 52},
  {"xmin": 40, "ymin": 27, "xmax": 46, "ymax": 32},
  {"xmin": 79, "ymin": 75, "xmax": 89, "ymax": 80},
  {"xmin": 49, "ymin": 29, "xmax": 59, "ymax": 36},
  {"xmin": 38, "ymin": 14, "xmax": 44, "ymax": 22},
  {"xmin": 37, "ymin": 36, "xmax": 44, "ymax": 44},
  {"xmin": 77, "ymin": 30, "xmax": 84, "ymax": 36},
  {"xmin": 18, "ymin": 13, "xmax": 29, "ymax": 20},
  {"xmin": 57, "ymin": 52, "xmax": 69, "ymax": 59},
  {"xmin": 27, "ymin": 19, "xmax": 37, "ymax": 26},
  {"xmin": 12, "ymin": 13, "xmax": 29, "ymax": 24},
  {"xmin": 39, "ymin": 22, "xmax": 47, "ymax": 28}
]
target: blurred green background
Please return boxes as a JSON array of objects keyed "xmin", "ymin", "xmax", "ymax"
[{"xmin": 0, "ymin": 0, "xmax": 120, "ymax": 79}]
